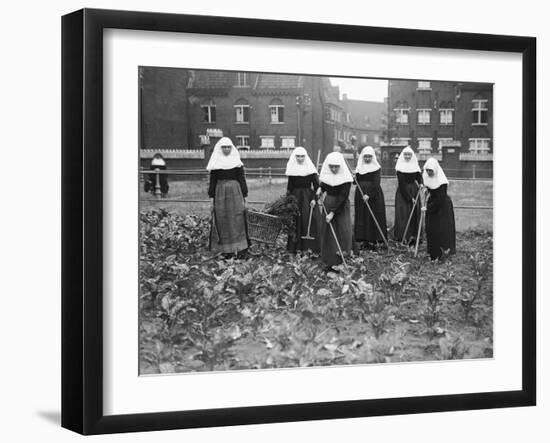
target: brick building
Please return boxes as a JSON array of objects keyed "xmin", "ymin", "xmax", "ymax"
[
  {"xmin": 381, "ymin": 79, "xmax": 493, "ymax": 177},
  {"xmin": 139, "ymin": 68, "xmax": 388, "ymax": 168}
]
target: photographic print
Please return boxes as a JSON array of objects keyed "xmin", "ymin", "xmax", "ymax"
[{"xmin": 138, "ymin": 68, "xmax": 493, "ymax": 375}]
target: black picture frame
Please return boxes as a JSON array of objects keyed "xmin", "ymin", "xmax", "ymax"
[{"xmin": 61, "ymin": 8, "xmax": 536, "ymax": 435}]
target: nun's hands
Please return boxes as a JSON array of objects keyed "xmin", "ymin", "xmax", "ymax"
[
  {"xmin": 326, "ymin": 212, "xmax": 334, "ymax": 223},
  {"xmin": 310, "ymin": 199, "xmax": 316, "ymax": 208},
  {"xmin": 363, "ymin": 194, "xmax": 370, "ymax": 203},
  {"xmin": 421, "ymin": 206, "xmax": 427, "ymax": 212},
  {"xmin": 316, "ymin": 187, "xmax": 322, "ymax": 197}
]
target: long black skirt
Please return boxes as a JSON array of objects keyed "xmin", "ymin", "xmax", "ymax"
[
  {"xmin": 287, "ymin": 188, "xmax": 321, "ymax": 253},
  {"xmin": 426, "ymin": 197, "xmax": 456, "ymax": 260},
  {"xmin": 354, "ymin": 187, "xmax": 387, "ymax": 245},
  {"xmin": 320, "ymin": 197, "xmax": 352, "ymax": 267},
  {"xmin": 394, "ymin": 186, "xmax": 420, "ymax": 244}
]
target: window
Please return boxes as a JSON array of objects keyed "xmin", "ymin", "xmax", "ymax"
[
  {"xmin": 438, "ymin": 138, "xmax": 453, "ymax": 152},
  {"xmin": 440, "ymin": 109, "xmax": 454, "ymax": 125},
  {"xmin": 201, "ymin": 102, "xmax": 216, "ymax": 123},
  {"xmin": 472, "ymin": 99, "xmax": 488, "ymax": 125},
  {"xmin": 417, "ymin": 81, "xmax": 431, "ymax": 90},
  {"xmin": 417, "ymin": 138, "xmax": 432, "ymax": 154},
  {"xmin": 268, "ymin": 99, "xmax": 285, "ymax": 124},
  {"xmin": 469, "ymin": 138, "xmax": 490, "ymax": 154},
  {"xmin": 260, "ymin": 136, "xmax": 275, "ymax": 149},
  {"xmin": 374, "ymin": 134, "xmax": 380, "ymax": 144},
  {"xmin": 395, "ymin": 108, "xmax": 409, "ymax": 124},
  {"xmin": 236, "ymin": 72, "xmax": 249, "ymax": 87},
  {"xmin": 417, "ymin": 109, "xmax": 431, "ymax": 125},
  {"xmin": 234, "ymin": 104, "xmax": 250, "ymax": 123},
  {"xmin": 361, "ymin": 134, "xmax": 368, "ymax": 144},
  {"xmin": 236, "ymin": 135, "xmax": 250, "ymax": 148},
  {"xmin": 392, "ymin": 137, "xmax": 411, "ymax": 145},
  {"xmin": 281, "ymin": 136, "xmax": 296, "ymax": 148}
]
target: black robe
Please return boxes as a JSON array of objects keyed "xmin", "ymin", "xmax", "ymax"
[
  {"xmin": 393, "ymin": 171, "xmax": 422, "ymax": 244},
  {"xmin": 320, "ymin": 182, "xmax": 352, "ymax": 267},
  {"xmin": 354, "ymin": 169, "xmax": 387, "ymax": 245},
  {"xmin": 144, "ymin": 164, "xmax": 169, "ymax": 195},
  {"xmin": 286, "ymin": 174, "xmax": 321, "ymax": 253},
  {"xmin": 425, "ymin": 184, "xmax": 456, "ymax": 260}
]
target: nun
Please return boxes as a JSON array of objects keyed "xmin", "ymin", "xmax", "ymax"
[
  {"xmin": 422, "ymin": 158, "xmax": 456, "ymax": 260},
  {"xmin": 144, "ymin": 153, "xmax": 169, "ymax": 196},
  {"xmin": 354, "ymin": 146, "xmax": 388, "ymax": 250},
  {"xmin": 285, "ymin": 147, "xmax": 321, "ymax": 253},
  {"xmin": 393, "ymin": 146, "xmax": 423, "ymax": 244},
  {"xmin": 207, "ymin": 137, "xmax": 249, "ymax": 257},
  {"xmin": 318, "ymin": 152, "xmax": 353, "ymax": 271}
]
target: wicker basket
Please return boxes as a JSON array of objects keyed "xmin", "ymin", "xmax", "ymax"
[{"xmin": 246, "ymin": 210, "xmax": 283, "ymax": 245}]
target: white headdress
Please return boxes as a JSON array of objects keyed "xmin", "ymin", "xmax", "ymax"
[
  {"xmin": 395, "ymin": 146, "xmax": 421, "ymax": 173},
  {"xmin": 355, "ymin": 146, "xmax": 381, "ymax": 174},
  {"xmin": 422, "ymin": 157, "xmax": 449, "ymax": 189},
  {"xmin": 151, "ymin": 157, "xmax": 166, "ymax": 167},
  {"xmin": 285, "ymin": 147, "xmax": 318, "ymax": 176},
  {"xmin": 319, "ymin": 152, "xmax": 353, "ymax": 187},
  {"xmin": 206, "ymin": 137, "xmax": 244, "ymax": 171}
]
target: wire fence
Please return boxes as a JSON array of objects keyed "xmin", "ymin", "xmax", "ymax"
[{"xmin": 140, "ymin": 169, "xmax": 493, "ymax": 211}]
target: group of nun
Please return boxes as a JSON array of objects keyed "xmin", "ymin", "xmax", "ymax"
[{"xmin": 206, "ymin": 137, "xmax": 456, "ymax": 270}]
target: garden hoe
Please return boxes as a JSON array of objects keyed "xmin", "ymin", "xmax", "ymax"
[
  {"xmin": 401, "ymin": 181, "xmax": 422, "ymax": 245},
  {"xmin": 342, "ymin": 157, "xmax": 389, "ymax": 249},
  {"xmin": 414, "ymin": 189, "xmax": 429, "ymax": 258},
  {"xmin": 318, "ymin": 197, "xmax": 349, "ymax": 270},
  {"xmin": 301, "ymin": 202, "xmax": 316, "ymax": 241}
]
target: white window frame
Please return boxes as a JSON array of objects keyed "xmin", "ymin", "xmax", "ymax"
[
  {"xmin": 234, "ymin": 104, "xmax": 250, "ymax": 124},
  {"xmin": 269, "ymin": 105, "xmax": 285, "ymax": 124},
  {"xmin": 201, "ymin": 105, "xmax": 216, "ymax": 124},
  {"xmin": 468, "ymin": 138, "xmax": 491, "ymax": 154},
  {"xmin": 394, "ymin": 108, "xmax": 410, "ymax": 125},
  {"xmin": 417, "ymin": 81, "xmax": 431, "ymax": 90},
  {"xmin": 437, "ymin": 138, "xmax": 454, "ymax": 152},
  {"xmin": 417, "ymin": 109, "xmax": 431, "ymax": 125},
  {"xmin": 236, "ymin": 135, "xmax": 250, "ymax": 149},
  {"xmin": 361, "ymin": 134, "xmax": 368, "ymax": 144},
  {"xmin": 472, "ymin": 99, "xmax": 489, "ymax": 126},
  {"xmin": 392, "ymin": 137, "xmax": 411, "ymax": 145},
  {"xmin": 281, "ymin": 136, "xmax": 296, "ymax": 149},
  {"xmin": 236, "ymin": 72, "xmax": 249, "ymax": 87},
  {"xmin": 439, "ymin": 108, "xmax": 454, "ymax": 125},
  {"xmin": 417, "ymin": 138, "xmax": 433, "ymax": 154},
  {"xmin": 260, "ymin": 136, "xmax": 276, "ymax": 149}
]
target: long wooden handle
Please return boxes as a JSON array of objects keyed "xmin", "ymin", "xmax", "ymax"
[{"xmin": 320, "ymin": 201, "xmax": 348, "ymax": 269}]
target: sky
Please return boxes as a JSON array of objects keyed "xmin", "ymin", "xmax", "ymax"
[{"xmin": 329, "ymin": 77, "xmax": 388, "ymax": 103}]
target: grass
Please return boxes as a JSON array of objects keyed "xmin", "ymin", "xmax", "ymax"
[{"xmin": 140, "ymin": 177, "xmax": 493, "ymax": 232}]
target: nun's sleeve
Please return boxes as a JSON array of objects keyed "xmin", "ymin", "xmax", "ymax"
[
  {"xmin": 427, "ymin": 184, "xmax": 446, "ymax": 214},
  {"xmin": 236, "ymin": 166, "xmax": 248, "ymax": 198},
  {"xmin": 286, "ymin": 176, "xmax": 293, "ymax": 195},
  {"xmin": 311, "ymin": 174, "xmax": 320, "ymax": 191},
  {"xmin": 364, "ymin": 170, "xmax": 380, "ymax": 198},
  {"xmin": 330, "ymin": 182, "xmax": 351, "ymax": 215},
  {"xmin": 208, "ymin": 171, "xmax": 217, "ymax": 198},
  {"xmin": 397, "ymin": 172, "xmax": 412, "ymax": 201}
]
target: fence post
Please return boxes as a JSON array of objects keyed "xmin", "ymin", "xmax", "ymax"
[
  {"xmin": 154, "ymin": 168, "xmax": 162, "ymax": 199},
  {"xmin": 268, "ymin": 166, "xmax": 272, "ymax": 185},
  {"xmin": 472, "ymin": 164, "xmax": 476, "ymax": 180}
]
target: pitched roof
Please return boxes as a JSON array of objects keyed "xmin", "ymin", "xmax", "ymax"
[
  {"xmin": 189, "ymin": 70, "xmax": 231, "ymax": 89},
  {"xmin": 255, "ymin": 74, "xmax": 303, "ymax": 90}
]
